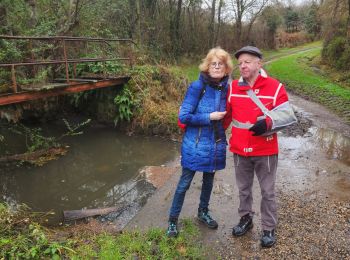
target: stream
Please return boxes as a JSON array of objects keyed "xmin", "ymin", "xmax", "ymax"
[{"xmin": 0, "ymin": 121, "xmax": 180, "ymax": 227}]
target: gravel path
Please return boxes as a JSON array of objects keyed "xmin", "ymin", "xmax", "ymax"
[{"xmin": 126, "ymin": 93, "xmax": 350, "ymax": 259}]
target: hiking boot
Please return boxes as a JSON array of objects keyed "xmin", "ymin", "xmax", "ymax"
[
  {"xmin": 261, "ymin": 229, "xmax": 276, "ymax": 248},
  {"xmin": 197, "ymin": 207, "xmax": 218, "ymax": 229},
  {"xmin": 166, "ymin": 217, "xmax": 178, "ymax": 238},
  {"xmin": 232, "ymin": 213, "xmax": 253, "ymax": 236}
]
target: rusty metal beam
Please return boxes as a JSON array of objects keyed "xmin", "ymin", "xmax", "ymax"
[
  {"xmin": 0, "ymin": 77, "xmax": 130, "ymax": 106},
  {"xmin": 0, "ymin": 58, "xmax": 130, "ymax": 67},
  {"xmin": 0, "ymin": 35, "xmax": 136, "ymax": 44}
]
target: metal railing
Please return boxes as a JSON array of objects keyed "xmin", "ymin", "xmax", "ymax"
[{"xmin": 0, "ymin": 35, "xmax": 136, "ymax": 93}]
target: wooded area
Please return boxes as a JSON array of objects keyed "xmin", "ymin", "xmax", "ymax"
[{"xmin": 0, "ymin": 0, "xmax": 348, "ymax": 56}]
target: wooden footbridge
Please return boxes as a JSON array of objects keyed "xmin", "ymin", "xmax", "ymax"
[{"xmin": 0, "ymin": 35, "xmax": 135, "ymax": 106}]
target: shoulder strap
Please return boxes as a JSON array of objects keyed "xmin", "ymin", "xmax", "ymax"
[
  {"xmin": 193, "ymin": 81, "xmax": 206, "ymax": 112},
  {"xmin": 246, "ymin": 89, "xmax": 269, "ymax": 115}
]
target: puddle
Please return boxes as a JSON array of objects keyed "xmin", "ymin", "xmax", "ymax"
[
  {"xmin": 278, "ymin": 125, "xmax": 350, "ymax": 201},
  {"xmin": 310, "ymin": 127, "xmax": 350, "ymax": 166}
]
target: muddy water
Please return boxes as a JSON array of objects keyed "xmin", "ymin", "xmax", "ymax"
[
  {"xmin": 0, "ymin": 123, "xmax": 180, "ymax": 226},
  {"xmin": 278, "ymin": 125, "xmax": 350, "ymax": 201},
  {"xmin": 312, "ymin": 127, "xmax": 350, "ymax": 165}
]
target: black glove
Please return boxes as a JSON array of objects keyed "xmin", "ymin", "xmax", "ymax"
[{"xmin": 249, "ymin": 119, "xmax": 267, "ymax": 136}]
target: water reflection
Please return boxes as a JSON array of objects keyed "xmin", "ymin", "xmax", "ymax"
[
  {"xmin": 310, "ymin": 127, "xmax": 350, "ymax": 166},
  {"xmin": 0, "ymin": 126, "xmax": 179, "ymax": 224}
]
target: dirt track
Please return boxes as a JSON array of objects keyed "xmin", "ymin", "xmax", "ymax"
[{"xmin": 126, "ymin": 93, "xmax": 350, "ymax": 259}]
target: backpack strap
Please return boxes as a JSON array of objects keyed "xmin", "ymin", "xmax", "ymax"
[{"xmin": 193, "ymin": 81, "xmax": 206, "ymax": 113}]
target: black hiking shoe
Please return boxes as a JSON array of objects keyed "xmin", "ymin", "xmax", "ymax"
[
  {"xmin": 232, "ymin": 213, "xmax": 253, "ymax": 236},
  {"xmin": 197, "ymin": 207, "xmax": 218, "ymax": 229},
  {"xmin": 261, "ymin": 229, "xmax": 276, "ymax": 248},
  {"xmin": 166, "ymin": 217, "xmax": 178, "ymax": 238}
]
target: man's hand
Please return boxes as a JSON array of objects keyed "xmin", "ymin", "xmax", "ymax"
[
  {"xmin": 249, "ymin": 119, "xmax": 268, "ymax": 136},
  {"xmin": 210, "ymin": 111, "xmax": 227, "ymax": 121}
]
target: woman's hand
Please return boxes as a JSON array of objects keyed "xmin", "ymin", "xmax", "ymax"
[{"xmin": 210, "ymin": 111, "xmax": 227, "ymax": 121}]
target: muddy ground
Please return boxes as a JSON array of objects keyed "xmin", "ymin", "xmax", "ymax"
[{"xmin": 126, "ymin": 93, "xmax": 350, "ymax": 259}]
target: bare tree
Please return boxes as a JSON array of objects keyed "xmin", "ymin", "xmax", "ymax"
[
  {"xmin": 214, "ymin": 0, "xmax": 224, "ymax": 45},
  {"xmin": 207, "ymin": 0, "xmax": 217, "ymax": 47},
  {"xmin": 230, "ymin": 0, "xmax": 270, "ymax": 46},
  {"xmin": 169, "ymin": 0, "xmax": 183, "ymax": 56},
  {"xmin": 348, "ymin": 0, "xmax": 350, "ymax": 38}
]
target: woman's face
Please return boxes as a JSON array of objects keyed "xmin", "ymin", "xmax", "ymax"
[{"xmin": 208, "ymin": 56, "xmax": 226, "ymax": 80}]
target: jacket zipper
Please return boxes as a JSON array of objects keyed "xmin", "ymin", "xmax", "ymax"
[{"xmin": 195, "ymin": 127, "xmax": 202, "ymax": 147}]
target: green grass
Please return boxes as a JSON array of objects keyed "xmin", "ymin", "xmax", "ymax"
[
  {"xmin": 70, "ymin": 219, "xmax": 204, "ymax": 259},
  {"xmin": 262, "ymin": 41, "xmax": 322, "ymax": 61},
  {"xmin": 0, "ymin": 203, "xmax": 205, "ymax": 259},
  {"xmin": 170, "ymin": 64, "xmax": 199, "ymax": 82},
  {"xmin": 265, "ymin": 47, "xmax": 350, "ymax": 122}
]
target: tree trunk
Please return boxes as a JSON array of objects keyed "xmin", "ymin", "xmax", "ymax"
[
  {"xmin": 214, "ymin": 0, "xmax": 223, "ymax": 45},
  {"xmin": 244, "ymin": 3, "xmax": 268, "ymax": 44},
  {"xmin": 234, "ymin": 0, "xmax": 244, "ymax": 47},
  {"xmin": 208, "ymin": 0, "xmax": 216, "ymax": 48},
  {"xmin": 127, "ymin": 0, "xmax": 138, "ymax": 40},
  {"xmin": 174, "ymin": 0, "xmax": 183, "ymax": 44},
  {"xmin": 347, "ymin": 0, "xmax": 350, "ymax": 38},
  {"xmin": 169, "ymin": 0, "xmax": 182, "ymax": 57}
]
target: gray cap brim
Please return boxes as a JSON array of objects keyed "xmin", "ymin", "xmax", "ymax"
[{"xmin": 234, "ymin": 46, "xmax": 263, "ymax": 59}]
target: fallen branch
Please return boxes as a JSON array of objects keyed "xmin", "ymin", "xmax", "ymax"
[
  {"xmin": 63, "ymin": 205, "xmax": 126, "ymax": 222},
  {"xmin": 0, "ymin": 147, "xmax": 67, "ymax": 165}
]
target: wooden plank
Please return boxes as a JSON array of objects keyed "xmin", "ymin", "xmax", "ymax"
[
  {"xmin": 0, "ymin": 77, "xmax": 130, "ymax": 106},
  {"xmin": 63, "ymin": 205, "xmax": 126, "ymax": 221}
]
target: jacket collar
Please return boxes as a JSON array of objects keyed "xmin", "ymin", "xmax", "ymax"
[
  {"xmin": 200, "ymin": 72, "xmax": 229, "ymax": 90},
  {"xmin": 237, "ymin": 68, "xmax": 267, "ymax": 90}
]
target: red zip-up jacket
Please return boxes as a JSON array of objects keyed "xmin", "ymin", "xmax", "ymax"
[{"xmin": 223, "ymin": 70, "xmax": 289, "ymax": 156}]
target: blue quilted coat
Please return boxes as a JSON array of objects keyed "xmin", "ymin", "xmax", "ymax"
[{"xmin": 179, "ymin": 73, "xmax": 229, "ymax": 173}]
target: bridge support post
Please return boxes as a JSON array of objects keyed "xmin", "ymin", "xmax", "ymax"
[{"xmin": 11, "ymin": 65, "xmax": 17, "ymax": 93}]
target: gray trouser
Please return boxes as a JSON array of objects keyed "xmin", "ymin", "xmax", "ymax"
[{"xmin": 233, "ymin": 153, "xmax": 278, "ymax": 230}]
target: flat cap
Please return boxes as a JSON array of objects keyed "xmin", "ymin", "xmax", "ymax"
[{"xmin": 234, "ymin": 46, "xmax": 263, "ymax": 59}]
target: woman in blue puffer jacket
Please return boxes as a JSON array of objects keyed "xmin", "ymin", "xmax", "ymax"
[{"xmin": 167, "ymin": 47, "xmax": 233, "ymax": 237}]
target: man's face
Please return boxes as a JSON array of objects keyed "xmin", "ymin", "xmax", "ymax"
[{"xmin": 237, "ymin": 53, "xmax": 261, "ymax": 82}]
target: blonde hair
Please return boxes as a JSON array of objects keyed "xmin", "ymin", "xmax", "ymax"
[{"xmin": 199, "ymin": 47, "xmax": 233, "ymax": 75}]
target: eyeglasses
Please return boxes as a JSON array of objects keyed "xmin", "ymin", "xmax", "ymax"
[{"xmin": 210, "ymin": 61, "xmax": 225, "ymax": 68}]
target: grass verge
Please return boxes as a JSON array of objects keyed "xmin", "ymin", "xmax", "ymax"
[
  {"xmin": 0, "ymin": 203, "xmax": 205, "ymax": 259},
  {"xmin": 265, "ymin": 47, "xmax": 350, "ymax": 124}
]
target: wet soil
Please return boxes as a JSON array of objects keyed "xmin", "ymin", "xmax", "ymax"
[{"xmin": 126, "ymin": 93, "xmax": 350, "ymax": 259}]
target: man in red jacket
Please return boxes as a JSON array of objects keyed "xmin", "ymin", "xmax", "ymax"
[{"xmin": 223, "ymin": 46, "xmax": 296, "ymax": 247}]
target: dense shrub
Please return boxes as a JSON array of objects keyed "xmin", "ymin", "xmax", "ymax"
[
  {"xmin": 275, "ymin": 31, "xmax": 313, "ymax": 48},
  {"xmin": 322, "ymin": 36, "xmax": 350, "ymax": 70},
  {"xmin": 337, "ymin": 45, "xmax": 350, "ymax": 70}
]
